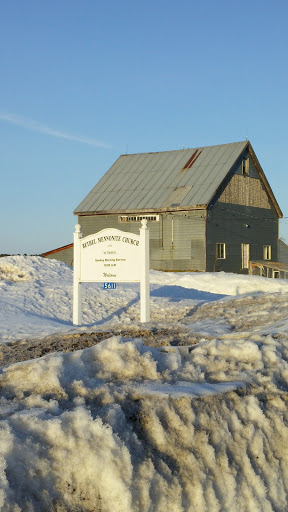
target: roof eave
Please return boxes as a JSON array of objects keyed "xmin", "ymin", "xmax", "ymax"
[{"xmin": 74, "ymin": 204, "xmax": 208, "ymax": 216}]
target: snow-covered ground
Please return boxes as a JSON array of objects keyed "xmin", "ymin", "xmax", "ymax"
[{"xmin": 1, "ymin": 256, "xmax": 288, "ymax": 511}]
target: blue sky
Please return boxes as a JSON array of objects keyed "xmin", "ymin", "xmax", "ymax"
[{"xmin": 1, "ymin": 0, "xmax": 288, "ymax": 254}]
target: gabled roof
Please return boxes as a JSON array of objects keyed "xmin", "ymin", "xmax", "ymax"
[{"xmin": 74, "ymin": 141, "xmax": 282, "ymax": 217}]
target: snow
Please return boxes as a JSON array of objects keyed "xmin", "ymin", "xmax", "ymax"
[{"xmin": 1, "ymin": 255, "xmax": 288, "ymax": 511}]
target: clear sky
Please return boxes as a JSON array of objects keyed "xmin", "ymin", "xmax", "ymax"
[{"xmin": 1, "ymin": 0, "xmax": 288, "ymax": 254}]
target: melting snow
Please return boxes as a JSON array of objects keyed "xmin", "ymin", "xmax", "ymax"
[{"xmin": 0, "ymin": 255, "xmax": 288, "ymax": 511}]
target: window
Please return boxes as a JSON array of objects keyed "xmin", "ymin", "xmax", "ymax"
[
  {"xmin": 119, "ymin": 215, "xmax": 159, "ymax": 222},
  {"xmin": 263, "ymin": 245, "xmax": 271, "ymax": 260},
  {"xmin": 273, "ymin": 271, "xmax": 280, "ymax": 279},
  {"xmin": 216, "ymin": 243, "xmax": 226, "ymax": 259},
  {"xmin": 241, "ymin": 243, "xmax": 250, "ymax": 269},
  {"xmin": 242, "ymin": 156, "xmax": 249, "ymax": 175}
]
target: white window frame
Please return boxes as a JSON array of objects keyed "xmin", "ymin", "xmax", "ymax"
[
  {"xmin": 216, "ymin": 243, "xmax": 226, "ymax": 259},
  {"xmin": 263, "ymin": 245, "xmax": 271, "ymax": 261},
  {"xmin": 241, "ymin": 243, "xmax": 250, "ymax": 269},
  {"xmin": 273, "ymin": 271, "xmax": 280, "ymax": 279},
  {"xmin": 119, "ymin": 215, "xmax": 159, "ymax": 223}
]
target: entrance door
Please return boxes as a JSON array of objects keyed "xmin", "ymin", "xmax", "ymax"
[{"xmin": 241, "ymin": 244, "xmax": 250, "ymax": 269}]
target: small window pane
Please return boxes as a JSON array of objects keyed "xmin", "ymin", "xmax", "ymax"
[
  {"xmin": 263, "ymin": 245, "xmax": 271, "ymax": 260},
  {"xmin": 216, "ymin": 243, "xmax": 226, "ymax": 259}
]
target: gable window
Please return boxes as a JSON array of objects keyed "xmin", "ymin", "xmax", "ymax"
[
  {"xmin": 216, "ymin": 243, "xmax": 226, "ymax": 259},
  {"xmin": 263, "ymin": 245, "xmax": 271, "ymax": 260},
  {"xmin": 242, "ymin": 156, "xmax": 249, "ymax": 175}
]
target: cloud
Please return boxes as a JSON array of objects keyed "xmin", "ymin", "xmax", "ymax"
[{"xmin": 0, "ymin": 113, "xmax": 111, "ymax": 149}]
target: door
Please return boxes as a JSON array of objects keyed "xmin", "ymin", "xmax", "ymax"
[{"xmin": 241, "ymin": 243, "xmax": 250, "ymax": 269}]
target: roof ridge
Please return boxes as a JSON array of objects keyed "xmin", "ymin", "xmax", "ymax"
[{"xmin": 119, "ymin": 140, "xmax": 248, "ymax": 157}]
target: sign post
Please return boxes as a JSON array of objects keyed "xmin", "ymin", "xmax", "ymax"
[
  {"xmin": 73, "ymin": 224, "xmax": 82, "ymax": 325},
  {"xmin": 140, "ymin": 219, "xmax": 150, "ymax": 322},
  {"xmin": 72, "ymin": 220, "xmax": 150, "ymax": 325}
]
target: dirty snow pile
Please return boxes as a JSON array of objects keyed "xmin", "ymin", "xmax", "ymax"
[{"xmin": 1, "ymin": 257, "xmax": 288, "ymax": 511}]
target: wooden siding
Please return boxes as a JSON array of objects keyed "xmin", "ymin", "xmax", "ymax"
[
  {"xmin": 218, "ymin": 174, "xmax": 272, "ymax": 209},
  {"xmin": 152, "ymin": 211, "xmax": 206, "ymax": 271},
  {"xmin": 206, "ymin": 203, "xmax": 279, "ymax": 273},
  {"xmin": 44, "ymin": 246, "xmax": 74, "ymax": 267},
  {"xmin": 279, "ymin": 240, "xmax": 288, "ymax": 264},
  {"xmin": 217, "ymin": 150, "xmax": 273, "ymax": 210},
  {"xmin": 78, "ymin": 210, "xmax": 206, "ymax": 272},
  {"xmin": 207, "ymin": 148, "xmax": 279, "ymax": 273}
]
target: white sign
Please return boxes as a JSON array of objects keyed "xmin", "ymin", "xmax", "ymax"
[
  {"xmin": 73, "ymin": 221, "xmax": 150, "ymax": 325},
  {"xmin": 80, "ymin": 228, "xmax": 141, "ymax": 282}
]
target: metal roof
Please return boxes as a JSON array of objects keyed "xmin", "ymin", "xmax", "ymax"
[{"xmin": 74, "ymin": 141, "xmax": 281, "ymax": 216}]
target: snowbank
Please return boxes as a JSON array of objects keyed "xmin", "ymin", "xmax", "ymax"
[
  {"xmin": 151, "ymin": 268, "xmax": 288, "ymax": 295},
  {"xmin": 1, "ymin": 256, "xmax": 288, "ymax": 511},
  {"xmin": 1, "ymin": 255, "xmax": 288, "ymax": 343},
  {"xmin": 1, "ymin": 335, "xmax": 288, "ymax": 511}
]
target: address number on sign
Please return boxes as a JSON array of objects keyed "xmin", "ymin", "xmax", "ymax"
[{"xmin": 103, "ymin": 283, "xmax": 117, "ymax": 289}]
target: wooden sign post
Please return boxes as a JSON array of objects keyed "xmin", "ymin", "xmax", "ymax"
[
  {"xmin": 73, "ymin": 223, "xmax": 82, "ymax": 325},
  {"xmin": 73, "ymin": 220, "xmax": 150, "ymax": 325},
  {"xmin": 140, "ymin": 219, "xmax": 150, "ymax": 323}
]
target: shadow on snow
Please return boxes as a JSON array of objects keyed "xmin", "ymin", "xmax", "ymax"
[{"xmin": 150, "ymin": 285, "xmax": 226, "ymax": 302}]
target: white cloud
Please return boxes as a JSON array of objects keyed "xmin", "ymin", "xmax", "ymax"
[{"xmin": 0, "ymin": 112, "xmax": 111, "ymax": 148}]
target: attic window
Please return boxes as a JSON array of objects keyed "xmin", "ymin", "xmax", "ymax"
[
  {"xmin": 242, "ymin": 157, "xmax": 249, "ymax": 175},
  {"xmin": 119, "ymin": 215, "xmax": 159, "ymax": 223}
]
